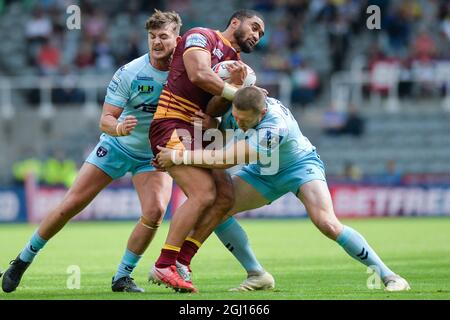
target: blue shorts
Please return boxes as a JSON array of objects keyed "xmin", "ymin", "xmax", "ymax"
[
  {"xmin": 85, "ymin": 136, "xmax": 155, "ymax": 179},
  {"xmin": 234, "ymin": 150, "xmax": 326, "ymax": 202}
]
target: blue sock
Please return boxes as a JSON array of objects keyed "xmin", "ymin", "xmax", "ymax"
[
  {"xmin": 336, "ymin": 225, "xmax": 395, "ymax": 279},
  {"xmin": 214, "ymin": 217, "xmax": 264, "ymax": 275},
  {"xmin": 113, "ymin": 249, "xmax": 141, "ymax": 282},
  {"xmin": 19, "ymin": 230, "xmax": 48, "ymax": 263}
]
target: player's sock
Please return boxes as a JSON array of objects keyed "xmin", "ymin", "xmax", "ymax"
[
  {"xmin": 113, "ymin": 249, "xmax": 142, "ymax": 282},
  {"xmin": 19, "ymin": 230, "xmax": 48, "ymax": 263},
  {"xmin": 214, "ymin": 217, "xmax": 264, "ymax": 275},
  {"xmin": 177, "ymin": 237, "xmax": 201, "ymax": 266},
  {"xmin": 336, "ymin": 225, "xmax": 395, "ymax": 279},
  {"xmin": 155, "ymin": 244, "xmax": 180, "ymax": 268}
]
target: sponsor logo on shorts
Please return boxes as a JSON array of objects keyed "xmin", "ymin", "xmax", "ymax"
[{"xmin": 96, "ymin": 146, "xmax": 108, "ymax": 157}]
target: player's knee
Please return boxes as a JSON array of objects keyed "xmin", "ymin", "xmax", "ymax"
[
  {"xmin": 214, "ymin": 189, "xmax": 235, "ymax": 212},
  {"xmin": 141, "ymin": 202, "xmax": 166, "ymax": 225},
  {"xmin": 202, "ymin": 192, "xmax": 217, "ymax": 209},
  {"xmin": 316, "ymin": 217, "xmax": 342, "ymax": 239},
  {"xmin": 192, "ymin": 189, "xmax": 216, "ymax": 210}
]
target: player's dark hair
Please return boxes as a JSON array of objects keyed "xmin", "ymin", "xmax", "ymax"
[
  {"xmin": 226, "ymin": 9, "xmax": 263, "ymax": 28},
  {"xmin": 233, "ymin": 87, "xmax": 266, "ymax": 114},
  {"xmin": 145, "ymin": 9, "xmax": 182, "ymax": 35}
]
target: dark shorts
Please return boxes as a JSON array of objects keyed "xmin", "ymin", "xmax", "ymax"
[{"xmin": 150, "ymin": 118, "xmax": 206, "ymax": 155}]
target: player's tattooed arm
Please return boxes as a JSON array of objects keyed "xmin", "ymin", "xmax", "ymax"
[{"xmin": 100, "ymin": 103, "xmax": 138, "ymax": 137}]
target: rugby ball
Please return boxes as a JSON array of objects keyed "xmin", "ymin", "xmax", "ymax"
[{"xmin": 212, "ymin": 60, "xmax": 256, "ymax": 87}]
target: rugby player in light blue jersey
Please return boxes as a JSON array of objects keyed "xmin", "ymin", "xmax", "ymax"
[
  {"xmin": 1, "ymin": 10, "xmax": 182, "ymax": 293},
  {"xmin": 156, "ymin": 86, "xmax": 411, "ymax": 292}
]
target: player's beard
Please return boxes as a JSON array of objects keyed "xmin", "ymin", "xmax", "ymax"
[{"xmin": 234, "ymin": 27, "xmax": 254, "ymax": 53}]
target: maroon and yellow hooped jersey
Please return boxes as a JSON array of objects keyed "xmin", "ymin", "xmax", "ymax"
[{"xmin": 154, "ymin": 27, "xmax": 240, "ymax": 123}]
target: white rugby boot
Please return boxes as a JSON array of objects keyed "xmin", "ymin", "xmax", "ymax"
[
  {"xmin": 383, "ymin": 274, "xmax": 411, "ymax": 292},
  {"xmin": 229, "ymin": 271, "xmax": 275, "ymax": 292}
]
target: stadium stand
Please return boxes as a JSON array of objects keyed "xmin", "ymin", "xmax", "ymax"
[{"xmin": 0, "ymin": 0, "xmax": 450, "ymax": 185}]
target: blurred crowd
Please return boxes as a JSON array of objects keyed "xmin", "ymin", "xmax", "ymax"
[
  {"xmin": 12, "ymin": 149, "xmax": 77, "ymax": 187},
  {"xmin": 334, "ymin": 158, "xmax": 404, "ymax": 185},
  {"xmin": 1, "ymin": 0, "xmax": 450, "ymax": 108},
  {"xmin": 1, "ymin": 0, "xmax": 449, "ymax": 185}
]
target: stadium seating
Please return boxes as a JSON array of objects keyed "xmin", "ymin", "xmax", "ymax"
[
  {"xmin": 1, "ymin": 0, "xmax": 450, "ymax": 184},
  {"xmin": 314, "ymin": 107, "xmax": 450, "ymax": 176}
]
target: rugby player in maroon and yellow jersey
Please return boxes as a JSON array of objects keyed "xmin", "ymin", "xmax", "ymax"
[{"xmin": 148, "ymin": 10, "xmax": 265, "ymax": 292}]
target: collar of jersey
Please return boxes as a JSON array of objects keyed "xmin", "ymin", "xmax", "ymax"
[
  {"xmin": 215, "ymin": 31, "xmax": 236, "ymax": 52},
  {"xmin": 146, "ymin": 52, "xmax": 169, "ymax": 75}
]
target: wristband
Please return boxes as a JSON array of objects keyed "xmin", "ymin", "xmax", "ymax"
[{"xmin": 221, "ymin": 82, "xmax": 238, "ymax": 101}]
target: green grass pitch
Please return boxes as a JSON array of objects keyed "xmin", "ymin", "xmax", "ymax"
[{"xmin": 0, "ymin": 217, "xmax": 449, "ymax": 300}]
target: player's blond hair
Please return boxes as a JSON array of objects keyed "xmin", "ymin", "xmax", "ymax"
[
  {"xmin": 233, "ymin": 87, "xmax": 266, "ymax": 113},
  {"xmin": 145, "ymin": 9, "xmax": 182, "ymax": 35}
]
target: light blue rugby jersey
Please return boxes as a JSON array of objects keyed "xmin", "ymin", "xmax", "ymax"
[
  {"xmin": 104, "ymin": 53, "xmax": 168, "ymax": 158},
  {"xmin": 220, "ymin": 97, "xmax": 316, "ymax": 171}
]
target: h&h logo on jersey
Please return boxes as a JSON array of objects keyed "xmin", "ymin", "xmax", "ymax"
[{"xmin": 137, "ymin": 85, "xmax": 154, "ymax": 93}]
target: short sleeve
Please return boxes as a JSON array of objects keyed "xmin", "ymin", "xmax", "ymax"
[
  {"xmin": 183, "ymin": 30, "xmax": 215, "ymax": 54},
  {"xmin": 104, "ymin": 66, "xmax": 131, "ymax": 108}
]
